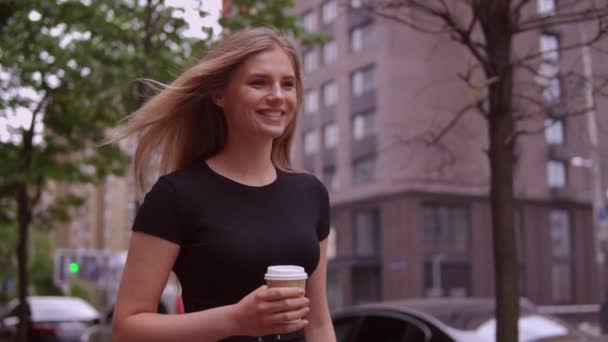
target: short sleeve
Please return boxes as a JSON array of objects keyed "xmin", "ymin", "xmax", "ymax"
[
  {"xmin": 316, "ymin": 182, "xmax": 330, "ymax": 241},
  {"xmin": 132, "ymin": 176, "xmax": 183, "ymax": 245}
]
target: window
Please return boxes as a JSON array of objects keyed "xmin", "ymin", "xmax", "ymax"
[
  {"xmin": 543, "ymin": 77, "xmax": 561, "ymax": 102},
  {"xmin": 351, "ymin": 23, "xmax": 373, "ymax": 52},
  {"xmin": 322, "ymin": 80, "xmax": 337, "ymax": 107},
  {"xmin": 351, "ymin": 0, "xmax": 363, "ymax": 8},
  {"xmin": 547, "ymin": 160, "xmax": 566, "ymax": 188},
  {"xmin": 351, "ymin": 65, "xmax": 375, "ymax": 96},
  {"xmin": 353, "ymin": 209, "xmax": 380, "ymax": 256},
  {"xmin": 303, "ymin": 129, "xmax": 318, "ymax": 155},
  {"xmin": 322, "ymin": 39, "xmax": 337, "ymax": 65},
  {"xmin": 352, "ymin": 157, "xmax": 376, "ymax": 184},
  {"xmin": 545, "ymin": 119, "xmax": 564, "ymax": 145},
  {"xmin": 423, "ymin": 206, "xmax": 471, "ymax": 297},
  {"xmin": 549, "ymin": 210, "xmax": 572, "ymax": 303},
  {"xmin": 540, "ymin": 34, "xmax": 560, "ymax": 63},
  {"xmin": 538, "ymin": 0, "xmax": 556, "ymax": 15},
  {"xmin": 423, "ymin": 206, "xmax": 470, "ymax": 256},
  {"xmin": 321, "ymin": 0, "xmax": 337, "ymax": 24},
  {"xmin": 304, "ymin": 89, "xmax": 319, "ymax": 113},
  {"xmin": 323, "ymin": 167, "xmax": 339, "ymax": 191},
  {"xmin": 303, "ymin": 49, "xmax": 318, "ymax": 73},
  {"xmin": 327, "ymin": 269, "xmax": 342, "ymax": 312},
  {"xmin": 302, "ymin": 10, "xmax": 316, "ymax": 32},
  {"xmin": 323, "ymin": 122, "xmax": 339, "ymax": 149},
  {"xmin": 352, "ymin": 111, "xmax": 376, "ymax": 140},
  {"xmin": 352, "ymin": 265, "xmax": 381, "ymax": 304}
]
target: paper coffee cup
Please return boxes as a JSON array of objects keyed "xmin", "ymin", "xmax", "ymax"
[{"xmin": 264, "ymin": 265, "xmax": 308, "ymax": 324}]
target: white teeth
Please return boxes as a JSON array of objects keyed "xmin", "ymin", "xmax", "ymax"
[{"xmin": 260, "ymin": 111, "xmax": 282, "ymax": 118}]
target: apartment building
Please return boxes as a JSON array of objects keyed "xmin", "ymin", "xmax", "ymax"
[{"xmin": 293, "ymin": 0, "xmax": 608, "ymax": 310}]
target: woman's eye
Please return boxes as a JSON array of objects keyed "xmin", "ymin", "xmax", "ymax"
[
  {"xmin": 282, "ymin": 82, "xmax": 295, "ymax": 88},
  {"xmin": 250, "ymin": 80, "xmax": 265, "ymax": 86}
]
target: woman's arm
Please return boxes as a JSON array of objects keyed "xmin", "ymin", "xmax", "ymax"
[
  {"xmin": 304, "ymin": 238, "xmax": 337, "ymax": 342},
  {"xmin": 112, "ymin": 232, "xmax": 309, "ymax": 342}
]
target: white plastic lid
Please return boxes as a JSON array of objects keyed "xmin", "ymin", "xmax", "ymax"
[{"xmin": 264, "ymin": 265, "xmax": 308, "ymax": 281}]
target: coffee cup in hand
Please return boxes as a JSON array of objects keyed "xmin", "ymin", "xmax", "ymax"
[{"xmin": 264, "ymin": 265, "xmax": 308, "ymax": 323}]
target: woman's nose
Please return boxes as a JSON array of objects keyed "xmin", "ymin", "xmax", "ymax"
[{"xmin": 267, "ymin": 83, "xmax": 285, "ymax": 102}]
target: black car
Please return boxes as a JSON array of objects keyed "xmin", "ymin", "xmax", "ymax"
[{"xmin": 332, "ymin": 298, "xmax": 599, "ymax": 342}]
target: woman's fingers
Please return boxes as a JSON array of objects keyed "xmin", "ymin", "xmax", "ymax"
[{"xmin": 265, "ymin": 306, "xmax": 310, "ymax": 325}]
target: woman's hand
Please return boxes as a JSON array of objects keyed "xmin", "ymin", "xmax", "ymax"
[{"xmin": 232, "ymin": 285, "xmax": 310, "ymax": 336}]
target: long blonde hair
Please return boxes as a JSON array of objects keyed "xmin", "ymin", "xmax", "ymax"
[{"xmin": 110, "ymin": 27, "xmax": 303, "ymax": 198}]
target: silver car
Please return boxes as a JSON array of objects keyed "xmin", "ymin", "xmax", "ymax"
[{"xmin": 0, "ymin": 296, "xmax": 100, "ymax": 342}]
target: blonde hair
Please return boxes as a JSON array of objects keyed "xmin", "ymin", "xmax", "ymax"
[{"xmin": 110, "ymin": 27, "xmax": 303, "ymax": 199}]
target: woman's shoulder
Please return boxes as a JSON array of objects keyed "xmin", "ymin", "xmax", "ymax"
[{"xmin": 281, "ymin": 169, "xmax": 327, "ymax": 194}]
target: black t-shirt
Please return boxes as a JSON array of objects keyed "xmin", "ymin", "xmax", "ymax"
[{"xmin": 132, "ymin": 161, "xmax": 330, "ymax": 315}]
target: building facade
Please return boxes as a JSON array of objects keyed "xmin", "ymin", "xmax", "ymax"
[{"xmin": 293, "ymin": 0, "xmax": 608, "ymax": 310}]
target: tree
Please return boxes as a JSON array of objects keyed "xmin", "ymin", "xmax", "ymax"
[
  {"xmin": 0, "ymin": 1, "xmax": 210, "ymax": 340},
  {"xmin": 357, "ymin": 1, "xmax": 608, "ymax": 341}
]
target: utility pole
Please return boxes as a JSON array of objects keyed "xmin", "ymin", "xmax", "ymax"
[{"xmin": 580, "ymin": 22, "xmax": 608, "ymax": 334}]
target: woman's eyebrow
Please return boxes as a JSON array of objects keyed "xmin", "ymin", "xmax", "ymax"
[{"xmin": 247, "ymin": 73, "xmax": 296, "ymax": 80}]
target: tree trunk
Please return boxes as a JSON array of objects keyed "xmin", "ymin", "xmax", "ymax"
[
  {"xmin": 479, "ymin": 1, "xmax": 520, "ymax": 341},
  {"xmin": 16, "ymin": 183, "xmax": 31, "ymax": 342}
]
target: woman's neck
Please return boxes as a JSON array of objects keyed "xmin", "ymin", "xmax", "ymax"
[{"xmin": 206, "ymin": 137, "xmax": 276, "ymax": 186}]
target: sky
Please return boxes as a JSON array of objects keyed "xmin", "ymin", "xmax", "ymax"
[
  {"xmin": 0, "ymin": 1, "xmax": 223, "ymax": 143},
  {"xmin": 167, "ymin": 0, "xmax": 223, "ymax": 39}
]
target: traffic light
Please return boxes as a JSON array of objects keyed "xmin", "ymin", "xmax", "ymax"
[{"xmin": 69, "ymin": 261, "xmax": 80, "ymax": 273}]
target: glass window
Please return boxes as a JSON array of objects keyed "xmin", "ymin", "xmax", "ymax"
[
  {"xmin": 550, "ymin": 210, "xmax": 571, "ymax": 258},
  {"xmin": 351, "ymin": 23, "xmax": 373, "ymax": 52},
  {"xmin": 303, "ymin": 49, "xmax": 318, "ymax": 73},
  {"xmin": 543, "ymin": 77, "xmax": 561, "ymax": 102},
  {"xmin": 352, "ymin": 265, "xmax": 381, "ymax": 304},
  {"xmin": 302, "ymin": 10, "xmax": 316, "ymax": 32},
  {"xmin": 545, "ymin": 119, "xmax": 564, "ymax": 145},
  {"xmin": 423, "ymin": 206, "xmax": 470, "ymax": 256},
  {"xmin": 322, "ymin": 39, "xmax": 337, "ymax": 65},
  {"xmin": 423, "ymin": 205, "xmax": 471, "ymax": 298},
  {"xmin": 323, "ymin": 167, "xmax": 339, "ymax": 191},
  {"xmin": 353, "ymin": 209, "xmax": 380, "ymax": 256},
  {"xmin": 351, "ymin": 0, "xmax": 363, "ymax": 8},
  {"xmin": 540, "ymin": 34, "xmax": 560, "ymax": 63},
  {"xmin": 352, "ymin": 157, "xmax": 376, "ymax": 184},
  {"xmin": 304, "ymin": 89, "xmax": 319, "ymax": 113},
  {"xmin": 538, "ymin": 0, "xmax": 556, "ymax": 15},
  {"xmin": 352, "ymin": 111, "xmax": 376, "ymax": 140},
  {"xmin": 549, "ymin": 210, "xmax": 572, "ymax": 303},
  {"xmin": 327, "ymin": 269, "xmax": 342, "ymax": 312},
  {"xmin": 322, "ymin": 0, "xmax": 337, "ymax": 24},
  {"xmin": 351, "ymin": 65, "xmax": 375, "ymax": 96},
  {"xmin": 547, "ymin": 160, "xmax": 566, "ymax": 188},
  {"xmin": 303, "ymin": 129, "xmax": 318, "ymax": 155},
  {"xmin": 322, "ymin": 80, "xmax": 337, "ymax": 107},
  {"xmin": 323, "ymin": 122, "xmax": 339, "ymax": 149}
]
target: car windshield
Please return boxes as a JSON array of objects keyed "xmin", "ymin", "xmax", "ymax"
[
  {"xmin": 475, "ymin": 315, "xmax": 569, "ymax": 342},
  {"xmin": 29, "ymin": 297, "xmax": 99, "ymax": 322}
]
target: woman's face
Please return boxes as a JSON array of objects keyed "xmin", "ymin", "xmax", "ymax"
[{"xmin": 214, "ymin": 46, "xmax": 298, "ymax": 141}]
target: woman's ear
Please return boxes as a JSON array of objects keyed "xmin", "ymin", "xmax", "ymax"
[{"xmin": 212, "ymin": 91, "xmax": 224, "ymax": 108}]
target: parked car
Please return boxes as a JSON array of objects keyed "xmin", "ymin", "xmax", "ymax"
[
  {"xmin": 331, "ymin": 298, "xmax": 598, "ymax": 342},
  {"xmin": 79, "ymin": 283, "xmax": 180, "ymax": 342},
  {"xmin": 0, "ymin": 296, "xmax": 100, "ymax": 342}
]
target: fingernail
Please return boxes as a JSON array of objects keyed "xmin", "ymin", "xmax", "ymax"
[{"xmin": 302, "ymin": 320, "xmax": 309, "ymax": 325}]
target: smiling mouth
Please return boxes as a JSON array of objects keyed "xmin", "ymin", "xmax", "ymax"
[{"xmin": 256, "ymin": 110, "xmax": 284, "ymax": 119}]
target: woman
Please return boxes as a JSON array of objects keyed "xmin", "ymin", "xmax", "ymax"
[{"xmin": 111, "ymin": 27, "xmax": 337, "ymax": 342}]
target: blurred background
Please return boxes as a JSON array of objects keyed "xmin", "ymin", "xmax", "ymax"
[{"xmin": 1, "ymin": 0, "xmax": 608, "ymax": 341}]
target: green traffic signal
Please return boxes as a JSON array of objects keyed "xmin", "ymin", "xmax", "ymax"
[{"xmin": 69, "ymin": 262, "xmax": 80, "ymax": 273}]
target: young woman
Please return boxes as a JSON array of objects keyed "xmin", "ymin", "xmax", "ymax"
[{"xmin": 111, "ymin": 27, "xmax": 337, "ymax": 342}]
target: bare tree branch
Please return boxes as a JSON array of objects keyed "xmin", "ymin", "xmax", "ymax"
[
  {"xmin": 513, "ymin": 21, "xmax": 606, "ymax": 66},
  {"xmin": 515, "ymin": 7, "xmax": 608, "ymax": 33},
  {"xmin": 427, "ymin": 103, "xmax": 477, "ymax": 145}
]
